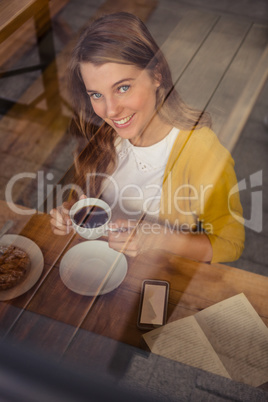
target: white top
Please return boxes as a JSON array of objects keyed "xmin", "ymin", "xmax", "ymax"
[{"xmin": 101, "ymin": 127, "xmax": 180, "ymax": 220}]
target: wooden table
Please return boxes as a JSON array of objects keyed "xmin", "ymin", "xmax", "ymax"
[{"xmin": 1, "ymin": 210, "xmax": 268, "ymax": 369}]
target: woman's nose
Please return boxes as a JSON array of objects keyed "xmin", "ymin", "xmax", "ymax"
[{"xmin": 105, "ymin": 96, "xmax": 122, "ymax": 118}]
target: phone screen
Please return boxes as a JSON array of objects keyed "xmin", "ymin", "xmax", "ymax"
[{"xmin": 138, "ymin": 281, "xmax": 169, "ymax": 329}]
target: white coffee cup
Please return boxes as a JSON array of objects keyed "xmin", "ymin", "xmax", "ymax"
[{"xmin": 70, "ymin": 198, "xmax": 111, "ymax": 240}]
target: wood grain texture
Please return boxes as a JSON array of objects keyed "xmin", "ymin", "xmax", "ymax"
[
  {"xmin": 95, "ymin": 0, "xmax": 158, "ymax": 22},
  {"xmin": 161, "ymin": 9, "xmax": 218, "ymax": 84},
  {"xmin": 176, "ymin": 15, "xmax": 251, "ymax": 111},
  {"xmin": 218, "ymin": 44, "xmax": 268, "ymax": 150},
  {"xmin": 0, "ymin": 0, "xmax": 70, "ymax": 64},
  {"xmin": 207, "ymin": 24, "xmax": 268, "ymax": 139},
  {"xmin": 0, "ymin": 213, "xmax": 267, "ymax": 354},
  {"xmin": 157, "ymin": 10, "xmax": 268, "ymax": 147},
  {"xmin": 0, "ymin": 0, "xmax": 40, "ymax": 42},
  {"xmin": 0, "ymin": 200, "xmax": 32, "ymax": 234},
  {"xmin": 0, "ymin": 0, "xmax": 69, "ymax": 66}
]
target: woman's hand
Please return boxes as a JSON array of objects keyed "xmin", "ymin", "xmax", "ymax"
[
  {"xmin": 108, "ymin": 218, "xmax": 161, "ymax": 257},
  {"xmin": 108, "ymin": 217, "xmax": 213, "ymax": 262},
  {"xmin": 50, "ymin": 195, "xmax": 87, "ymax": 235}
]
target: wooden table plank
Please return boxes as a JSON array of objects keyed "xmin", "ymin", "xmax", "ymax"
[
  {"xmin": 207, "ymin": 24, "xmax": 268, "ymax": 139},
  {"xmin": 161, "ymin": 9, "xmax": 218, "ymax": 84},
  {"xmin": 158, "ymin": 11, "xmax": 267, "ymax": 146},
  {"xmin": 218, "ymin": 44, "xmax": 268, "ymax": 151},
  {"xmin": 0, "ymin": 200, "xmax": 32, "ymax": 234},
  {"xmin": 176, "ymin": 16, "xmax": 251, "ymax": 111},
  {"xmin": 95, "ymin": 0, "xmax": 158, "ymax": 22},
  {"xmin": 1, "ymin": 212, "xmax": 268, "ymax": 359},
  {"xmin": 0, "ymin": 113, "xmax": 67, "ymax": 161},
  {"xmin": 3, "ymin": 308, "xmax": 77, "ymax": 358},
  {"xmin": 25, "ymin": 263, "xmax": 97, "ymax": 327},
  {"xmin": 77, "ymin": 251, "xmax": 268, "ymax": 347}
]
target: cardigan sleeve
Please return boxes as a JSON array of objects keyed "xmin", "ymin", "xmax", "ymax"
[
  {"xmin": 197, "ymin": 151, "xmax": 245, "ymax": 263},
  {"xmin": 195, "ymin": 130, "xmax": 244, "ymax": 263},
  {"xmin": 160, "ymin": 127, "xmax": 245, "ymax": 263}
]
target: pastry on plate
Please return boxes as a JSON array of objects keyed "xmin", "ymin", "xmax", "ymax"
[{"xmin": 0, "ymin": 245, "xmax": 31, "ymax": 290}]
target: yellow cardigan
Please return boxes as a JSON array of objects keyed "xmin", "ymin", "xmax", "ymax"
[{"xmin": 159, "ymin": 127, "xmax": 245, "ymax": 263}]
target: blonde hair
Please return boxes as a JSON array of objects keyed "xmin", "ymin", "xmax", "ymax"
[{"xmin": 69, "ymin": 12, "xmax": 211, "ymax": 196}]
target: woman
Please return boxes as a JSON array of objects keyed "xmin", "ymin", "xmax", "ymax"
[{"xmin": 50, "ymin": 12, "xmax": 244, "ymax": 263}]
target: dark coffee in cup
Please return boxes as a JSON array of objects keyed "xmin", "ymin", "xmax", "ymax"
[{"xmin": 73, "ymin": 206, "xmax": 109, "ymax": 229}]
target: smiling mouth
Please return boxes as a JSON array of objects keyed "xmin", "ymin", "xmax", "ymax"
[{"xmin": 113, "ymin": 113, "xmax": 134, "ymax": 126}]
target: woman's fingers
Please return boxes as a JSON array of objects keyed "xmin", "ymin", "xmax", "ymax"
[
  {"xmin": 51, "ymin": 226, "xmax": 73, "ymax": 236},
  {"xmin": 50, "ymin": 204, "xmax": 73, "ymax": 235},
  {"xmin": 108, "ymin": 237, "xmax": 140, "ymax": 257},
  {"xmin": 50, "ymin": 216, "xmax": 72, "ymax": 232},
  {"xmin": 50, "ymin": 195, "xmax": 88, "ymax": 236},
  {"xmin": 51, "ymin": 206, "xmax": 71, "ymax": 226},
  {"xmin": 108, "ymin": 219, "xmax": 137, "ymax": 244},
  {"xmin": 108, "ymin": 219, "xmax": 142, "ymax": 256}
]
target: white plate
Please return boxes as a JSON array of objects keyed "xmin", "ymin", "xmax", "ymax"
[
  {"xmin": 0, "ymin": 234, "xmax": 44, "ymax": 301},
  {"xmin": 59, "ymin": 240, "xmax": 128, "ymax": 296}
]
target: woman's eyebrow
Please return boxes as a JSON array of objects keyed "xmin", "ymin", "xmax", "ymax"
[
  {"xmin": 86, "ymin": 78, "xmax": 135, "ymax": 93},
  {"xmin": 112, "ymin": 78, "xmax": 135, "ymax": 88}
]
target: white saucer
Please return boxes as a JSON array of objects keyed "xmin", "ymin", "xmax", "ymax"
[
  {"xmin": 59, "ymin": 240, "xmax": 128, "ymax": 296},
  {"xmin": 0, "ymin": 234, "xmax": 44, "ymax": 301}
]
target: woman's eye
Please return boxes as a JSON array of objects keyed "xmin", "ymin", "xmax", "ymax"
[
  {"xmin": 118, "ymin": 85, "xmax": 130, "ymax": 93},
  {"xmin": 90, "ymin": 93, "xmax": 102, "ymax": 100}
]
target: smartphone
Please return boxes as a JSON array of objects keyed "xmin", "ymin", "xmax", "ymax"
[{"xmin": 137, "ymin": 280, "xmax": 169, "ymax": 330}]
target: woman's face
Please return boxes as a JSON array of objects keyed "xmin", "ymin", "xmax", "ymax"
[{"xmin": 80, "ymin": 62, "xmax": 161, "ymax": 145}]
